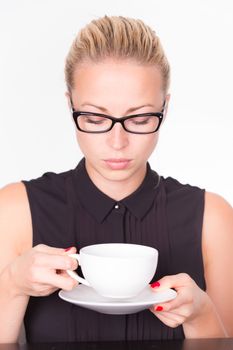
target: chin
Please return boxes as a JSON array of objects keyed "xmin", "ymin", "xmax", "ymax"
[
  {"xmin": 101, "ymin": 168, "xmax": 134, "ymax": 182},
  {"xmin": 104, "ymin": 169, "xmax": 130, "ymax": 178}
]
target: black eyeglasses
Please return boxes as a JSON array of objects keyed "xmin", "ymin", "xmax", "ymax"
[{"xmin": 70, "ymin": 99, "xmax": 166, "ymax": 134}]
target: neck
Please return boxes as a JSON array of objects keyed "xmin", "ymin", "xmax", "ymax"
[{"xmin": 85, "ymin": 161, "xmax": 147, "ymax": 201}]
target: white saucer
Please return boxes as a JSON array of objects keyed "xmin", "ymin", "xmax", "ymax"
[{"xmin": 59, "ymin": 285, "xmax": 177, "ymax": 315}]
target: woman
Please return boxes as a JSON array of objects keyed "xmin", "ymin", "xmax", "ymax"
[{"xmin": 0, "ymin": 15, "xmax": 232, "ymax": 343}]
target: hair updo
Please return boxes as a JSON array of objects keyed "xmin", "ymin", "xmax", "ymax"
[{"xmin": 65, "ymin": 15, "xmax": 170, "ymax": 95}]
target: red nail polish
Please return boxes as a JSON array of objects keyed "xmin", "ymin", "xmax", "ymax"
[
  {"xmin": 150, "ymin": 281, "xmax": 160, "ymax": 288},
  {"xmin": 155, "ymin": 306, "xmax": 163, "ymax": 311},
  {"xmin": 64, "ymin": 247, "xmax": 73, "ymax": 252}
]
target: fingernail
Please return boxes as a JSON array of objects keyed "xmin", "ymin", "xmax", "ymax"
[
  {"xmin": 150, "ymin": 281, "xmax": 160, "ymax": 288},
  {"xmin": 155, "ymin": 306, "xmax": 163, "ymax": 311},
  {"xmin": 64, "ymin": 247, "xmax": 73, "ymax": 252}
]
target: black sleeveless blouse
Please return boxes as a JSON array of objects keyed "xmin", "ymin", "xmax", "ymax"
[{"xmin": 22, "ymin": 158, "xmax": 206, "ymax": 342}]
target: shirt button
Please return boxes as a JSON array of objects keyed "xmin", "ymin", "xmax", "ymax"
[{"xmin": 114, "ymin": 203, "xmax": 120, "ymax": 209}]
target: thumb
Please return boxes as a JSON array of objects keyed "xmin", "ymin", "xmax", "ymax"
[
  {"xmin": 150, "ymin": 275, "xmax": 174, "ymax": 291},
  {"xmin": 150, "ymin": 273, "xmax": 192, "ymax": 292}
]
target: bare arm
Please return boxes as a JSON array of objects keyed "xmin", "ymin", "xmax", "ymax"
[
  {"xmin": 0, "ymin": 183, "xmax": 78, "ymax": 343},
  {"xmin": 201, "ymin": 192, "xmax": 233, "ymax": 336},
  {"xmin": 182, "ymin": 191, "xmax": 233, "ymax": 337},
  {"xmin": 0, "ymin": 183, "xmax": 32, "ymax": 342}
]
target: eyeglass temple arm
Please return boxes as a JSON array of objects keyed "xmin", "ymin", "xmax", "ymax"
[
  {"xmin": 69, "ymin": 96, "xmax": 75, "ymax": 112},
  {"xmin": 161, "ymin": 99, "xmax": 166, "ymax": 113}
]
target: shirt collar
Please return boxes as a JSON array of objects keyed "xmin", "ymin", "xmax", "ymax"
[{"xmin": 72, "ymin": 157, "xmax": 160, "ymax": 223}]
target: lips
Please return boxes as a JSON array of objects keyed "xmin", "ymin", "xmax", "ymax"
[
  {"xmin": 104, "ymin": 159, "xmax": 132, "ymax": 170},
  {"xmin": 105, "ymin": 158, "xmax": 131, "ymax": 163}
]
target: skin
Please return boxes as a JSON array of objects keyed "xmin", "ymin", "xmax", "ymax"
[
  {"xmin": 0, "ymin": 59, "xmax": 232, "ymax": 342},
  {"xmin": 69, "ymin": 60, "xmax": 168, "ymax": 200}
]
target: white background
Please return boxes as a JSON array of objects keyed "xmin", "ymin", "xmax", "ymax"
[{"xmin": 0, "ymin": 0, "xmax": 232, "ymax": 204}]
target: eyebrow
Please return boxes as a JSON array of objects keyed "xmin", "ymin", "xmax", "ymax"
[{"xmin": 80, "ymin": 102, "xmax": 156, "ymax": 114}]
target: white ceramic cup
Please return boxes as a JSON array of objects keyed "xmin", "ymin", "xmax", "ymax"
[{"xmin": 67, "ymin": 243, "xmax": 158, "ymax": 299}]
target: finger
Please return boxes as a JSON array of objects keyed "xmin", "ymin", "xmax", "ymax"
[
  {"xmin": 151, "ymin": 309, "xmax": 184, "ymax": 328},
  {"xmin": 34, "ymin": 253, "xmax": 78, "ymax": 271},
  {"xmin": 151, "ymin": 273, "xmax": 193, "ymax": 291},
  {"xmin": 43, "ymin": 273, "xmax": 78, "ymax": 291},
  {"xmin": 30, "ymin": 284, "xmax": 59, "ymax": 297},
  {"xmin": 152, "ymin": 304, "xmax": 187, "ymax": 319},
  {"xmin": 62, "ymin": 246, "xmax": 77, "ymax": 255},
  {"xmin": 153, "ymin": 298, "xmax": 184, "ymax": 313},
  {"xmin": 59, "ymin": 269, "xmax": 77, "ymax": 279},
  {"xmin": 163, "ymin": 306, "xmax": 191, "ymax": 320},
  {"xmin": 150, "ymin": 306, "xmax": 185, "ymax": 326},
  {"xmin": 34, "ymin": 244, "xmax": 77, "ymax": 257},
  {"xmin": 34, "ymin": 244, "xmax": 67, "ymax": 255},
  {"xmin": 151, "ymin": 287, "xmax": 191, "ymax": 312}
]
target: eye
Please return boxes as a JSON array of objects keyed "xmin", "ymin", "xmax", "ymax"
[
  {"xmin": 84, "ymin": 115, "xmax": 107, "ymax": 125},
  {"xmin": 128, "ymin": 116, "xmax": 151, "ymax": 125}
]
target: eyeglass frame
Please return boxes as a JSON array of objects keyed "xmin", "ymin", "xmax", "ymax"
[{"xmin": 70, "ymin": 98, "xmax": 166, "ymax": 134}]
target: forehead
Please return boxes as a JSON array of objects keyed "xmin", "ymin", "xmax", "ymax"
[{"xmin": 71, "ymin": 60, "xmax": 164, "ymax": 106}]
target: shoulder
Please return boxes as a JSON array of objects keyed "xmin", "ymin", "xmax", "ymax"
[
  {"xmin": 203, "ymin": 191, "xmax": 233, "ymax": 238},
  {"xmin": 204, "ymin": 191, "xmax": 232, "ymax": 216},
  {"xmin": 0, "ymin": 182, "xmax": 29, "ymax": 220},
  {"xmin": 202, "ymin": 192, "xmax": 233, "ymax": 260},
  {"xmin": 0, "ymin": 182, "xmax": 31, "ymax": 256},
  {"xmin": 0, "ymin": 182, "xmax": 29, "ymax": 213}
]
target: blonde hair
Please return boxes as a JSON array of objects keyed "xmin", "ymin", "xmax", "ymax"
[{"xmin": 65, "ymin": 15, "xmax": 170, "ymax": 94}]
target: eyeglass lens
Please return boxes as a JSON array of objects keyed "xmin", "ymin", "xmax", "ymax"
[{"xmin": 77, "ymin": 114, "xmax": 160, "ymax": 133}]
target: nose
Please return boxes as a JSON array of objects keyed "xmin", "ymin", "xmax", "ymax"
[{"xmin": 107, "ymin": 122, "xmax": 129, "ymax": 150}]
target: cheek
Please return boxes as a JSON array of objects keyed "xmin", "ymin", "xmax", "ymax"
[
  {"xmin": 76, "ymin": 133, "xmax": 90, "ymax": 154},
  {"xmin": 151, "ymin": 134, "xmax": 159, "ymax": 149},
  {"xmin": 76, "ymin": 132, "xmax": 104, "ymax": 155},
  {"xmin": 134, "ymin": 134, "xmax": 159, "ymax": 154}
]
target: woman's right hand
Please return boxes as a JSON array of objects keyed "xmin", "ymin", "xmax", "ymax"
[{"xmin": 8, "ymin": 244, "xmax": 78, "ymax": 297}]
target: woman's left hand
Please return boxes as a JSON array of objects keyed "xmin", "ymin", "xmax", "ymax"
[{"xmin": 149, "ymin": 273, "xmax": 210, "ymax": 329}]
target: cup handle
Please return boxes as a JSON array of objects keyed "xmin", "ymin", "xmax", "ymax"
[{"xmin": 67, "ymin": 253, "xmax": 91, "ymax": 287}]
